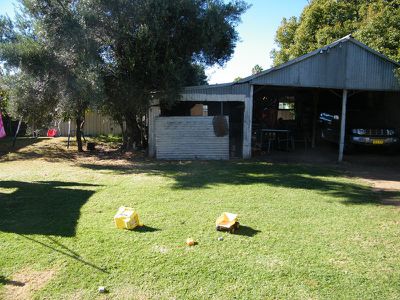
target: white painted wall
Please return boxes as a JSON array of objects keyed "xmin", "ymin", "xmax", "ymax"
[{"xmin": 155, "ymin": 116, "xmax": 229, "ymax": 160}]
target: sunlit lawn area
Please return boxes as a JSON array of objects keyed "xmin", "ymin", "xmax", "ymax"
[{"xmin": 0, "ymin": 138, "xmax": 399, "ymax": 299}]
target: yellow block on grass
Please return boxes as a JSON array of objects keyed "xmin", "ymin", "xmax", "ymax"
[
  {"xmin": 216, "ymin": 212, "xmax": 238, "ymax": 229},
  {"xmin": 114, "ymin": 206, "xmax": 143, "ymax": 230}
]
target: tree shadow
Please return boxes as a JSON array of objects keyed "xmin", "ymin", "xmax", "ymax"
[
  {"xmin": 0, "ymin": 275, "xmax": 25, "ymax": 287},
  {"xmin": 0, "ymin": 181, "xmax": 99, "ymax": 237},
  {"xmin": 234, "ymin": 225, "xmax": 261, "ymax": 237},
  {"xmin": 79, "ymin": 161, "xmax": 400, "ymax": 207},
  {"xmin": 0, "ymin": 137, "xmax": 43, "ymax": 158}
]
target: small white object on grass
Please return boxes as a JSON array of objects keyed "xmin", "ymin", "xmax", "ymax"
[
  {"xmin": 98, "ymin": 286, "xmax": 107, "ymax": 293},
  {"xmin": 218, "ymin": 237, "xmax": 224, "ymax": 241}
]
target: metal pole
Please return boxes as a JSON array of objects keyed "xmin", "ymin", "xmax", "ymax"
[
  {"xmin": 338, "ymin": 89, "xmax": 348, "ymax": 162},
  {"xmin": 12, "ymin": 118, "xmax": 22, "ymax": 148}
]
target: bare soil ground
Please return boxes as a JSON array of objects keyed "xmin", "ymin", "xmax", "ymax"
[{"xmin": 2, "ymin": 269, "xmax": 57, "ymax": 300}]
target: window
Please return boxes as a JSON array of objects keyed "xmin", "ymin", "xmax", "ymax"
[
  {"xmin": 278, "ymin": 97, "xmax": 295, "ymax": 120},
  {"xmin": 278, "ymin": 102, "xmax": 295, "ymax": 110}
]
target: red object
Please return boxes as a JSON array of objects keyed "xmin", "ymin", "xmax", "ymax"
[{"xmin": 47, "ymin": 128, "xmax": 58, "ymax": 137}]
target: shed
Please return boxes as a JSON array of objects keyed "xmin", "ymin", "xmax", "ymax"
[{"xmin": 149, "ymin": 35, "xmax": 400, "ymax": 161}]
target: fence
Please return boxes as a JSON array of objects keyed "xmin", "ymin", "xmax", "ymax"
[{"xmin": 59, "ymin": 111, "xmax": 122, "ymax": 136}]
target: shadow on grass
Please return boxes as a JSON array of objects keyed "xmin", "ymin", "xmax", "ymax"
[
  {"xmin": 135, "ymin": 225, "xmax": 161, "ymax": 233},
  {"xmin": 0, "ymin": 275, "xmax": 25, "ymax": 287},
  {"xmin": 0, "ymin": 137, "xmax": 42, "ymax": 158},
  {"xmin": 18, "ymin": 235, "xmax": 109, "ymax": 274},
  {"xmin": 234, "ymin": 225, "xmax": 261, "ymax": 237},
  {"xmin": 0, "ymin": 181, "xmax": 99, "ymax": 237},
  {"xmin": 80, "ymin": 161, "xmax": 400, "ymax": 207}
]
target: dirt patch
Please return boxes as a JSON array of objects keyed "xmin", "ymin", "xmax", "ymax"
[
  {"xmin": 342, "ymin": 164, "xmax": 400, "ymax": 204},
  {"xmin": 0, "ymin": 137, "xmax": 147, "ymax": 166},
  {"xmin": 2, "ymin": 268, "xmax": 57, "ymax": 300},
  {"xmin": 371, "ymin": 181, "xmax": 400, "ymax": 192},
  {"xmin": 346, "ymin": 165, "xmax": 400, "ymax": 192}
]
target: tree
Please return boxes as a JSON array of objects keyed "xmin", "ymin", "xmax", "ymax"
[
  {"xmin": 0, "ymin": 1, "xmax": 102, "ymax": 151},
  {"xmin": 270, "ymin": 16, "xmax": 299, "ymax": 65},
  {"xmin": 2, "ymin": 72, "xmax": 59, "ymax": 132},
  {"xmin": 1, "ymin": 0, "xmax": 248, "ymax": 151},
  {"xmin": 0, "ymin": 13, "xmax": 60, "ymax": 134},
  {"xmin": 83, "ymin": 0, "xmax": 249, "ymax": 150},
  {"xmin": 271, "ymin": 0, "xmax": 400, "ymax": 66},
  {"xmin": 356, "ymin": 0, "xmax": 400, "ymax": 62},
  {"xmin": 0, "ymin": 78, "xmax": 9, "ymax": 114},
  {"xmin": 251, "ymin": 64, "xmax": 263, "ymax": 75}
]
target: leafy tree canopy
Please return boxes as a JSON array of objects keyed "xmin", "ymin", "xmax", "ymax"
[
  {"xmin": 0, "ymin": 0, "xmax": 249, "ymax": 150},
  {"xmin": 271, "ymin": 0, "xmax": 400, "ymax": 66},
  {"xmin": 1, "ymin": 1, "xmax": 105, "ymax": 150},
  {"xmin": 83, "ymin": 0, "xmax": 249, "ymax": 148},
  {"xmin": 251, "ymin": 64, "xmax": 263, "ymax": 75}
]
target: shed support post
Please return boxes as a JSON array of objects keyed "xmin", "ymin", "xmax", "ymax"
[
  {"xmin": 242, "ymin": 85, "xmax": 253, "ymax": 159},
  {"xmin": 148, "ymin": 105, "xmax": 161, "ymax": 158},
  {"xmin": 338, "ymin": 89, "xmax": 348, "ymax": 162},
  {"xmin": 311, "ymin": 91, "xmax": 319, "ymax": 148}
]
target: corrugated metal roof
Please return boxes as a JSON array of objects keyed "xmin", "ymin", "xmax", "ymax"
[
  {"xmin": 182, "ymin": 82, "xmax": 250, "ymax": 101},
  {"xmin": 247, "ymin": 35, "xmax": 400, "ymax": 91},
  {"xmin": 183, "ymin": 35, "xmax": 400, "ymax": 94}
]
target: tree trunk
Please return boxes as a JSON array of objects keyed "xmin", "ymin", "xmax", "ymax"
[
  {"xmin": 136, "ymin": 115, "xmax": 148, "ymax": 148},
  {"xmin": 76, "ymin": 117, "xmax": 84, "ymax": 152},
  {"xmin": 124, "ymin": 115, "xmax": 141, "ymax": 151},
  {"xmin": 119, "ymin": 120, "xmax": 127, "ymax": 151}
]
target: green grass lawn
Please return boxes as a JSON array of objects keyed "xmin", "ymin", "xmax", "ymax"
[{"xmin": 0, "ymin": 138, "xmax": 399, "ymax": 299}]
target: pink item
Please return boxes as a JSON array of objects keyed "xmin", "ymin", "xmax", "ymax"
[{"xmin": 0, "ymin": 113, "xmax": 6, "ymax": 139}]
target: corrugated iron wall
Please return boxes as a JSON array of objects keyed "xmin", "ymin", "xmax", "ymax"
[
  {"xmin": 59, "ymin": 111, "xmax": 122, "ymax": 136},
  {"xmin": 345, "ymin": 42, "xmax": 399, "ymax": 91},
  {"xmin": 155, "ymin": 116, "xmax": 229, "ymax": 160},
  {"xmin": 251, "ymin": 41, "xmax": 400, "ymax": 91}
]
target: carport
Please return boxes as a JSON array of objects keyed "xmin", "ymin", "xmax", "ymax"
[
  {"xmin": 148, "ymin": 35, "xmax": 400, "ymax": 161},
  {"xmin": 244, "ymin": 35, "xmax": 400, "ymax": 161}
]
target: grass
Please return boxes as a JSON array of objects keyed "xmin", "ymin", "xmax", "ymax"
[{"xmin": 0, "ymin": 138, "xmax": 399, "ymax": 299}]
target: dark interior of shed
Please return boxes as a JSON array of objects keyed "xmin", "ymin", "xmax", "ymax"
[
  {"xmin": 251, "ymin": 85, "xmax": 400, "ymax": 155},
  {"xmin": 252, "ymin": 86, "xmax": 318, "ymax": 154}
]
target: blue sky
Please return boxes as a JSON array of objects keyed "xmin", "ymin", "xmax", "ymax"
[
  {"xmin": 0, "ymin": 0, "xmax": 309, "ymax": 84},
  {"xmin": 207, "ymin": 0, "xmax": 309, "ymax": 84}
]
